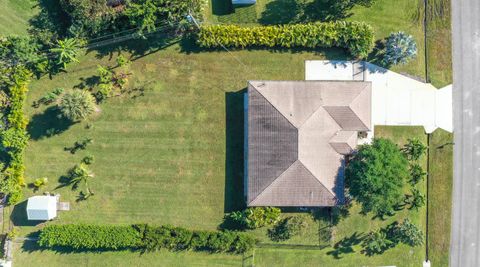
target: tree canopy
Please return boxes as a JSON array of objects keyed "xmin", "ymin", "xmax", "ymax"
[{"xmin": 345, "ymin": 138, "xmax": 409, "ymax": 217}]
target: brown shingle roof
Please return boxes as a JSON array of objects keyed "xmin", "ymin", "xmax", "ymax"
[{"xmin": 247, "ymin": 81, "xmax": 371, "ymax": 207}]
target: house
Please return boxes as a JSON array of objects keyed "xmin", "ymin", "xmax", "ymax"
[
  {"xmin": 245, "ymin": 81, "xmax": 371, "ymax": 207},
  {"xmin": 26, "ymin": 195, "xmax": 58, "ymax": 221}
]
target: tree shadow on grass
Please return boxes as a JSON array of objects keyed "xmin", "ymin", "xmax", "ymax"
[
  {"xmin": 86, "ymin": 32, "xmax": 181, "ymax": 62},
  {"xmin": 11, "ymin": 201, "xmax": 43, "ymax": 227},
  {"xmin": 224, "ymin": 89, "xmax": 247, "ymax": 213},
  {"xmin": 27, "ymin": 106, "xmax": 75, "ymax": 140},
  {"xmin": 28, "ymin": 0, "xmax": 69, "ymax": 43},
  {"xmin": 326, "ymin": 231, "xmax": 365, "ymax": 259},
  {"xmin": 259, "ymin": 0, "xmax": 305, "ymax": 25},
  {"xmin": 212, "ymin": 0, "xmax": 234, "ymax": 15}
]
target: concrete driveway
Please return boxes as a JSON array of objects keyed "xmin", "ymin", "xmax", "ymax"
[{"xmin": 305, "ymin": 60, "xmax": 453, "ymax": 134}]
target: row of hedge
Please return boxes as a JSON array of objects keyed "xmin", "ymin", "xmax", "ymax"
[
  {"xmin": 38, "ymin": 224, "xmax": 256, "ymax": 254},
  {"xmin": 196, "ymin": 22, "xmax": 375, "ymax": 58},
  {"xmin": 0, "ymin": 66, "xmax": 31, "ymax": 204}
]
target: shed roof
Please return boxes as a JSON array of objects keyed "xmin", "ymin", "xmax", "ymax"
[
  {"xmin": 247, "ymin": 81, "xmax": 371, "ymax": 206},
  {"xmin": 26, "ymin": 196, "xmax": 57, "ymax": 221}
]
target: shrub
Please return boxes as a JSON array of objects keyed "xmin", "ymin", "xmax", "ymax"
[
  {"xmin": 268, "ymin": 216, "xmax": 308, "ymax": 242},
  {"xmin": 406, "ymin": 188, "xmax": 426, "ymax": 211},
  {"xmin": 58, "ymin": 90, "xmax": 96, "ymax": 121},
  {"xmin": 345, "ymin": 138, "xmax": 409, "ymax": 217},
  {"xmin": 39, "ymin": 88, "xmax": 64, "ymax": 106},
  {"xmin": 383, "ymin": 32, "xmax": 417, "ymax": 65},
  {"xmin": 229, "ymin": 207, "xmax": 281, "ymax": 229},
  {"xmin": 33, "ymin": 177, "xmax": 48, "ymax": 189},
  {"xmin": 387, "ymin": 219, "xmax": 424, "ymax": 247},
  {"xmin": 362, "ymin": 230, "xmax": 393, "ymax": 256},
  {"xmin": 38, "ymin": 224, "xmax": 143, "ymax": 250},
  {"xmin": 82, "ymin": 155, "xmax": 95, "ymax": 165},
  {"xmin": 196, "ymin": 22, "xmax": 375, "ymax": 58},
  {"xmin": 409, "ymin": 163, "xmax": 426, "ymax": 185},
  {"xmin": 140, "ymin": 225, "xmax": 255, "ymax": 254},
  {"xmin": 402, "ymin": 138, "xmax": 426, "ymax": 161}
]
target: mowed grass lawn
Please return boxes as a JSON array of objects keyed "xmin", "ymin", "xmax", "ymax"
[
  {"xmin": 0, "ymin": 0, "xmax": 38, "ymax": 36},
  {"xmin": 208, "ymin": 0, "xmax": 426, "ymax": 81}
]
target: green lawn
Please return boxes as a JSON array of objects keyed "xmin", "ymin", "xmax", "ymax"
[
  {"xmin": 428, "ymin": 129, "xmax": 453, "ymax": 267},
  {"xmin": 0, "ymin": 0, "xmax": 38, "ymax": 36}
]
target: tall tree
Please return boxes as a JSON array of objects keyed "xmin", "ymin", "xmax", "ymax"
[{"xmin": 345, "ymin": 138, "xmax": 409, "ymax": 217}]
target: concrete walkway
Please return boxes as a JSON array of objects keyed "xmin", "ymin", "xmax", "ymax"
[{"xmin": 305, "ymin": 60, "xmax": 453, "ymax": 134}]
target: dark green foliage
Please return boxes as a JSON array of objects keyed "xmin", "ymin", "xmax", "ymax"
[
  {"xmin": 402, "ymin": 138, "xmax": 426, "ymax": 161},
  {"xmin": 197, "ymin": 22, "xmax": 375, "ymax": 58},
  {"xmin": 227, "ymin": 207, "xmax": 281, "ymax": 229},
  {"xmin": 82, "ymin": 155, "xmax": 95, "ymax": 165},
  {"xmin": 409, "ymin": 163, "xmax": 426, "ymax": 185},
  {"xmin": 386, "ymin": 219, "xmax": 424, "ymax": 247},
  {"xmin": 0, "ymin": 36, "xmax": 46, "ymax": 74},
  {"xmin": 65, "ymin": 138, "xmax": 93, "ymax": 154},
  {"xmin": 406, "ymin": 188, "xmax": 426, "ymax": 211},
  {"xmin": 361, "ymin": 230, "xmax": 393, "ymax": 256},
  {"xmin": 59, "ymin": 0, "xmax": 205, "ymax": 37},
  {"xmin": 38, "ymin": 224, "xmax": 143, "ymax": 250},
  {"xmin": 268, "ymin": 216, "xmax": 308, "ymax": 242},
  {"xmin": 37, "ymin": 88, "xmax": 65, "ymax": 106},
  {"xmin": 345, "ymin": 138, "xmax": 409, "ymax": 217},
  {"xmin": 49, "ymin": 38, "xmax": 81, "ymax": 70}
]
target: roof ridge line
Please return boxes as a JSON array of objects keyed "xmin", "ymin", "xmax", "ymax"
[
  {"xmin": 248, "ymin": 160, "xmax": 299, "ymax": 206},
  {"xmin": 348, "ymin": 86, "xmax": 371, "ymax": 130},
  {"xmin": 248, "ymin": 84, "xmax": 298, "ymax": 130},
  {"xmin": 297, "ymin": 160, "xmax": 337, "ymax": 198}
]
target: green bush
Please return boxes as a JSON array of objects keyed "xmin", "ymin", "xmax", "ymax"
[
  {"xmin": 386, "ymin": 219, "xmax": 424, "ymax": 247},
  {"xmin": 409, "ymin": 163, "xmax": 426, "ymax": 185},
  {"xmin": 82, "ymin": 155, "xmax": 95, "ymax": 165},
  {"xmin": 229, "ymin": 207, "xmax": 281, "ymax": 229},
  {"xmin": 196, "ymin": 22, "xmax": 375, "ymax": 58},
  {"xmin": 58, "ymin": 90, "xmax": 96, "ymax": 121},
  {"xmin": 39, "ymin": 224, "xmax": 256, "ymax": 254},
  {"xmin": 38, "ymin": 224, "xmax": 143, "ymax": 250}
]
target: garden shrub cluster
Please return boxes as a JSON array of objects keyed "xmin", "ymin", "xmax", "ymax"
[
  {"xmin": 57, "ymin": 0, "xmax": 206, "ymax": 38},
  {"xmin": 196, "ymin": 22, "xmax": 375, "ymax": 58},
  {"xmin": 227, "ymin": 207, "xmax": 281, "ymax": 229},
  {"xmin": 38, "ymin": 224, "xmax": 143, "ymax": 250},
  {"xmin": 38, "ymin": 224, "xmax": 256, "ymax": 254},
  {"xmin": 0, "ymin": 66, "xmax": 32, "ymax": 204},
  {"xmin": 361, "ymin": 218, "xmax": 424, "ymax": 255}
]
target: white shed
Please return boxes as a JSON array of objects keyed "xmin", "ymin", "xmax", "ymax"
[{"xmin": 26, "ymin": 196, "xmax": 57, "ymax": 221}]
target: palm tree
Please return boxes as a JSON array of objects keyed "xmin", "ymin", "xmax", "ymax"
[
  {"xmin": 69, "ymin": 164, "xmax": 94, "ymax": 198},
  {"xmin": 58, "ymin": 90, "xmax": 96, "ymax": 121},
  {"xmin": 49, "ymin": 38, "xmax": 81, "ymax": 70}
]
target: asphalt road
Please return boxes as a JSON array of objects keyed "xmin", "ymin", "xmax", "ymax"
[{"xmin": 450, "ymin": 0, "xmax": 480, "ymax": 266}]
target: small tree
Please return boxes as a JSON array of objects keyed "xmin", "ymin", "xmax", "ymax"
[
  {"xmin": 402, "ymin": 138, "xmax": 427, "ymax": 161},
  {"xmin": 58, "ymin": 90, "xmax": 96, "ymax": 121},
  {"xmin": 345, "ymin": 138, "xmax": 409, "ymax": 217},
  {"xmin": 383, "ymin": 32, "xmax": 417, "ymax": 65},
  {"xmin": 390, "ymin": 219, "xmax": 424, "ymax": 247},
  {"xmin": 362, "ymin": 230, "xmax": 393, "ymax": 256},
  {"xmin": 68, "ymin": 163, "xmax": 94, "ymax": 198},
  {"xmin": 49, "ymin": 38, "xmax": 81, "ymax": 70},
  {"xmin": 409, "ymin": 163, "xmax": 426, "ymax": 185},
  {"xmin": 406, "ymin": 188, "xmax": 425, "ymax": 211}
]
